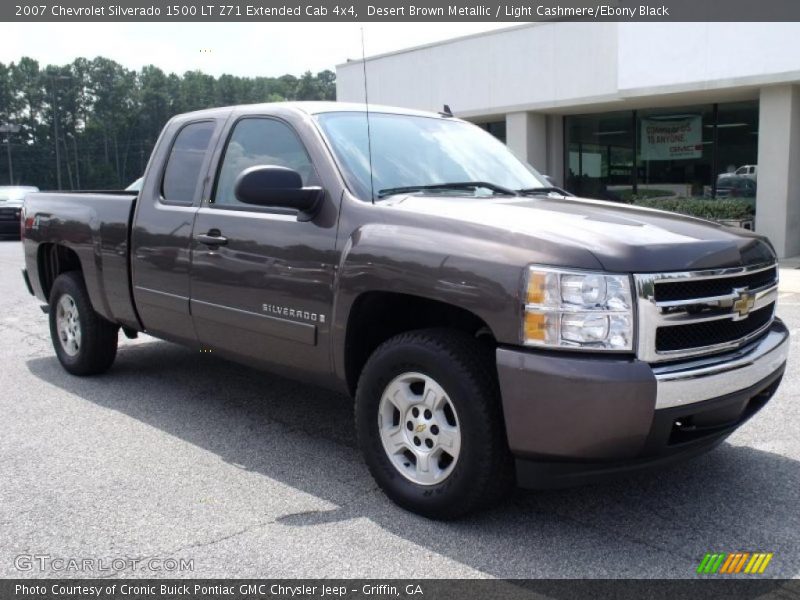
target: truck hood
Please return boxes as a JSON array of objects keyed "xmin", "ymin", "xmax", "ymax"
[{"xmin": 386, "ymin": 194, "xmax": 775, "ymax": 272}]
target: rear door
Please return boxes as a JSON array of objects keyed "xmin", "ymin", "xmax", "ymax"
[
  {"xmin": 131, "ymin": 117, "xmax": 225, "ymax": 345},
  {"xmin": 189, "ymin": 111, "xmax": 339, "ymax": 380}
]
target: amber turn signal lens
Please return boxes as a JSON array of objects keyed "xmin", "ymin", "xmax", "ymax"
[
  {"xmin": 524, "ymin": 312, "xmax": 547, "ymax": 341},
  {"xmin": 526, "ymin": 271, "xmax": 547, "ymax": 304}
]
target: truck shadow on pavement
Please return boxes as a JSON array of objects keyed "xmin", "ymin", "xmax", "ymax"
[{"xmin": 26, "ymin": 339, "xmax": 800, "ymax": 578}]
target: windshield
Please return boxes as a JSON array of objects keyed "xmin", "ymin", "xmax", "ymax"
[
  {"xmin": 315, "ymin": 112, "xmax": 548, "ymax": 200},
  {"xmin": 0, "ymin": 186, "xmax": 38, "ymax": 202}
]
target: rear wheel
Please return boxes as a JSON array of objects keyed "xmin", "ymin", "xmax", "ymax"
[
  {"xmin": 49, "ymin": 272, "xmax": 118, "ymax": 375},
  {"xmin": 355, "ymin": 328, "xmax": 514, "ymax": 519}
]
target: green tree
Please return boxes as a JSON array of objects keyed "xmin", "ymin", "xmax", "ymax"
[{"xmin": 0, "ymin": 56, "xmax": 338, "ymax": 189}]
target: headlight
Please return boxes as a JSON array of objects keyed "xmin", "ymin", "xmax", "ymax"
[{"xmin": 523, "ymin": 266, "xmax": 634, "ymax": 350}]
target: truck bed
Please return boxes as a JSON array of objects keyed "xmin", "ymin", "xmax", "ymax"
[{"xmin": 22, "ymin": 191, "xmax": 140, "ymax": 330}]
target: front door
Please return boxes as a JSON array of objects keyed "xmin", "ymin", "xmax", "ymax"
[{"xmin": 189, "ymin": 116, "xmax": 337, "ymax": 378}]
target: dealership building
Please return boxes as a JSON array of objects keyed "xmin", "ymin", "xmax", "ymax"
[{"xmin": 336, "ymin": 23, "xmax": 800, "ymax": 258}]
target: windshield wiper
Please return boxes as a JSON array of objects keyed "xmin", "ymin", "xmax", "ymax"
[
  {"xmin": 377, "ymin": 181, "xmax": 518, "ymax": 199},
  {"xmin": 517, "ymin": 186, "xmax": 572, "ymax": 197}
]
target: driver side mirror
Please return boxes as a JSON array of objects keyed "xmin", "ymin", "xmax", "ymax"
[{"xmin": 234, "ymin": 165, "xmax": 323, "ymax": 221}]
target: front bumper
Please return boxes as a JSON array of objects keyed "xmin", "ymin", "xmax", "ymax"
[{"xmin": 496, "ymin": 319, "xmax": 789, "ymax": 488}]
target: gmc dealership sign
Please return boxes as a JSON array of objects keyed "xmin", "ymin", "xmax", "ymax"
[{"xmin": 641, "ymin": 116, "xmax": 703, "ymax": 160}]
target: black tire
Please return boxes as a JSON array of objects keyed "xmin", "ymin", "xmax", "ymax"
[
  {"xmin": 49, "ymin": 271, "xmax": 118, "ymax": 375},
  {"xmin": 355, "ymin": 328, "xmax": 514, "ymax": 519}
]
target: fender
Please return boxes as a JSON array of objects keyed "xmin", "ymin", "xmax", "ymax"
[
  {"xmin": 331, "ymin": 222, "xmax": 531, "ymax": 382},
  {"xmin": 24, "ymin": 192, "xmax": 139, "ymax": 329}
]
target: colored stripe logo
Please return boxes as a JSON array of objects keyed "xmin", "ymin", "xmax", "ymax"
[{"xmin": 697, "ymin": 552, "xmax": 774, "ymax": 574}]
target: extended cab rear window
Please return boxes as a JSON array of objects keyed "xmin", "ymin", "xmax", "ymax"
[{"xmin": 161, "ymin": 121, "xmax": 215, "ymax": 204}]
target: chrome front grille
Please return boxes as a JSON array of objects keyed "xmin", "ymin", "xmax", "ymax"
[{"xmin": 634, "ymin": 262, "xmax": 779, "ymax": 363}]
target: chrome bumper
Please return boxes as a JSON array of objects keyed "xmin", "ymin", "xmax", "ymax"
[{"xmin": 653, "ymin": 322, "xmax": 789, "ymax": 410}]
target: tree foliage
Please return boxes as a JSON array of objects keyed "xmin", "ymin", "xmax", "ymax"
[{"xmin": 0, "ymin": 57, "xmax": 336, "ymax": 189}]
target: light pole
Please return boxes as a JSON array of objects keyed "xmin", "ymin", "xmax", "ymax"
[
  {"xmin": 0, "ymin": 123, "xmax": 20, "ymax": 184},
  {"xmin": 49, "ymin": 74, "xmax": 70, "ymax": 190}
]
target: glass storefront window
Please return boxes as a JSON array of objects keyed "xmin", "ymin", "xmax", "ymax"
[
  {"xmin": 565, "ymin": 111, "xmax": 634, "ymax": 202},
  {"xmin": 715, "ymin": 101, "xmax": 759, "ymax": 206},
  {"xmin": 637, "ymin": 104, "xmax": 714, "ymax": 200},
  {"xmin": 563, "ymin": 100, "xmax": 759, "ymax": 209},
  {"xmin": 476, "ymin": 120, "xmax": 507, "ymax": 144}
]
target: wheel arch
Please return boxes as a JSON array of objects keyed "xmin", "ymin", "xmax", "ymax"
[
  {"xmin": 37, "ymin": 243, "xmax": 83, "ymax": 302},
  {"xmin": 342, "ymin": 290, "xmax": 497, "ymax": 397}
]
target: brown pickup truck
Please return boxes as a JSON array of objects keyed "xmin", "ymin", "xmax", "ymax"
[{"xmin": 21, "ymin": 102, "xmax": 789, "ymax": 519}]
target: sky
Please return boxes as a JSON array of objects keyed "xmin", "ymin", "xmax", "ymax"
[{"xmin": 1, "ymin": 22, "xmax": 513, "ymax": 77}]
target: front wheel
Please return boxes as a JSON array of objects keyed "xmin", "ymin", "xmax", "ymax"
[
  {"xmin": 355, "ymin": 329, "xmax": 514, "ymax": 519},
  {"xmin": 49, "ymin": 272, "xmax": 119, "ymax": 375}
]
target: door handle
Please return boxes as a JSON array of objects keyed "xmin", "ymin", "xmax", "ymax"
[{"xmin": 195, "ymin": 230, "xmax": 228, "ymax": 247}]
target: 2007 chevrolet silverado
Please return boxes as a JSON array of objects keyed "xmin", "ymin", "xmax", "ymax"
[{"xmin": 21, "ymin": 102, "xmax": 789, "ymax": 518}]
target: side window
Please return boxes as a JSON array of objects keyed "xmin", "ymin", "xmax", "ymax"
[
  {"xmin": 213, "ymin": 118, "xmax": 315, "ymax": 206},
  {"xmin": 161, "ymin": 121, "xmax": 215, "ymax": 204}
]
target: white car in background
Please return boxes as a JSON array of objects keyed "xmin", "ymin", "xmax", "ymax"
[
  {"xmin": 734, "ymin": 165, "xmax": 757, "ymax": 180},
  {"xmin": 0, "ymin": 186, "xmax": 38, "ymax": 238}
]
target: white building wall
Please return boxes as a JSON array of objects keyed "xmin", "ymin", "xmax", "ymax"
[
  {"xmin": 337, "ymin": 22, "xmax": 619, "ymax": 116},
  {"xmin": 617, "ymin": 23, "xmax": 800, "ymax": 95},
  {"xmin": 506, "ymin": 112, "xmax": 547, "ymax": 170},
  {"xmin": 338, "ymin": 23, "xmax": 800, "ymax": 115},
  {"xmin": 756, "ymin": 85, "xmax": 800, "ymax": 258},
  {"xmin": 545, "ymin": 114, "xmax": 564, "ymax": 186},
  {"xmin": 504, "ymin": 112, "xmax": 564, "ymax": 182}
]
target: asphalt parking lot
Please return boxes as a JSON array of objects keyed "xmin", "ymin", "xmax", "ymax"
[{"xmin": 0, "ymin": 239, "xmax": 798, "ymax": 579}]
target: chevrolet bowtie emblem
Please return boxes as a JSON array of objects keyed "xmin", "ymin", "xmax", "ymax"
[
  {"xmin": 732, "ymin": 288, "xmax": 756, "ymax": 320},
  {"xmin": 414, "ymin": 424, "xmax": 427, "ymax": 433}
]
